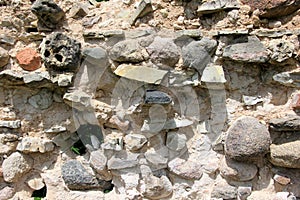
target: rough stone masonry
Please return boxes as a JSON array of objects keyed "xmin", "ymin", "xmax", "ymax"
[{"xmin": 0, "ymin": 0, "xmax": 300, "ymax": 199}]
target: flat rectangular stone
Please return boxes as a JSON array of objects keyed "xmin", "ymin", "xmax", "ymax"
[
  {"xmin": 114, "ymin": 64, "xmax": 168, "ymax": 84},
  {"xmin": 201, "ymin": 65, "xmax": 226, "ymax": 83},
  {"xmin": 0, "ymin": 120, "xmax": 21, "ymax": 129}
]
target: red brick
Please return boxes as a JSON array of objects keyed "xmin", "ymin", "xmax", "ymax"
[{"xmin": 16, "ymin": 48, "xmax": 41, "ymax": 71}]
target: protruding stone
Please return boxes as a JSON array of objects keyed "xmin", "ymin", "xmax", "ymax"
[
  {"xmin": 270, "ymin": 141, "xmax": 300, "ymax": 168},
  {"xmin": 237, "ymin": 186, "xmax": 252, "ymax": 200},
  {"xmin": 211, "ymin": 176, "xmax": 237, "ymax": 199},
  {"xmin": 219, "ymin": 157, "xmax": 258, "ymax": 181},
  {"xmin": 124, "ymin": 134, "xmax": 147, "ymax": 151},
  {"xmin": 0, "ymin": 47, "xmax": 9, "ymax": 68},
  {"xmin": 142, "ymin": 175, "xmax": 173, "ymax": 199},
  {"xmin": 62, "ymin": 160, "xmax": 100, "ymax": 190},
  {"xmin": 114, "ymin": 64, "xmax": 168, "ymax": 84},
  {"xmin": 166, "ymin": 131, "xmax": 187, "ymax": 152},
  {"xmin": 129, "ymin": 0, "xmax": 153, "ymax": 25},
  {"xmin": 225, "ymin": 116, "xmax": 271, "ymax": 162},
  {"xmin": 17, "ymin": 137, "xmax": 55, "ymax": 153},
  {"xmin": 145, "ymin": 148, "xmax": 168, "ymax": 169},
  {"xmin": 145, "ymin": 90, "xmax": 172, "ymax": 104},
  {"xmin": 273, "ymin": 71, "xmax": 300, "ymax": 88},
  {"xmin": 16, "ymin": 48, "xmax": 41, "ymax": 71},
  {"xmin": 291, "ymin": 94, "xmax": 300, "ymax": 110},
  {"xmin": 197, "ymin": 0, "xmax": 240, "ymax": 15},
  {"xmin": 107, "ymin": 151, "xmax": 139, "ymax": 170},
  {"xmin": 89, "ymin": 150, "xmax": 112, "ymax": 181},
  {"xmin": 40, "ymin": 33, "xmax": 81, "ymax": 71},
  {"xmin": 243, "ymin": 95, "xmax": 263, "ymax": 106},
  {"xmin": 27, "ymin": 177, "xmax": 45, "ymax": 190},
  {"xmin": 68, "ymin": 3, "xmax": 89, "ymax": 18},
  {"xmin": 269, "ymin": 116, "xmax": 300, "ymax": 131},
  {"xmin": 0, "ymin": 134, "xmax": 18, "ymax": 154},
  {"xmin": 201, "ymin": 64, "xmax": 226, "ymax": 83},
  {"xmin": 168, "ymin": 158, "xmax": 203, "ymax": 179},
  {"xmin": 0, "ymin": 120, "xmax": 21, "ymax": 129},
  {"xmin": 223, "ymin": 36, "xmax": 269, "ymax": 63},
  {"xmin": 182, "ymin": 38, "xmax": 217, "ymax": 73},
  {"xmin": 28, "ymin": 88, "xmax": 53, "ymax": 110},
  {"xmin": 102, "ymin": 131, "xmax": 123, "ymax": 151},
  {"xmin": 0, "ymin": 186, "xmax": 15, "ymax": 200},
  {"xmin": 2, "ymin": 152, "xmax": 33, "ymax": 182},
  {"xmin": 31, "ymin": 0, "xmax": 65, "ymax": 29},
  {"xmin": 146, "ymin": 37, "xmax": 180, "ymax": 68},
  {"xmin": 82, "ymin": 47, "xmax": 109, "ymax": 66},
  {"xmin": 110, "ymin": 39, "xmax": 148, "ymax": 63},
  {"xmin": 274, "ymin": 174, "xmax": 291, "ymax": 185},
  {"xmin": 268, "ymin": 39, "xmax": 295, "ymax": 63}
]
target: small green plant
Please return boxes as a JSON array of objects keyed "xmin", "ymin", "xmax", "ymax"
[
  {"xmin": 34, "ymin": 197, "xmax": 42, "ymax": 200},
  {"xmin": 71, "ymin": 146, "xmax": 80, "ymax": 155},
  {"xmin": 104, "ymin": 189, "xmax": 112, "ymax": 193}
]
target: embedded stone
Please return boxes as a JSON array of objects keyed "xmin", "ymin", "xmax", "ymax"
[
  {"xmin": 0, "ymin": 187, "xmax": 15, "ymax": 200},
  {"xmin": 82, "ymin": 47, "xmax": 109, "ymax": 66},
  {"xmin": 124, "ymin": 134, "xmax": 147, "ymax": 151},
  {"xmin": 145, "ymin": 90, "xmax": 172, "ymax": 104},
  {"xmin": 0, "ymin": 47, "xmax": 9, "ymax": 68},
  {"xmin": 225, "ymin": 116, "xmax": 271, "ymax": 162},
  {"xmin": 17, "ymin": 137, "xmax": 55, "ymax": 153},
  {"xmin": 197, "ymin": 0, "xmax": 240, "ymax": 15},
  {"xmin": 270, "ymin": 141, "xmax": 300, "ymax": 168},
  {"xmin": 143, "ymin": 175, "xmax": 173, "ymax": 199},
  {"xmin": 40, "ymin": 33, "xmax": 81, "ymax": 71},
  {"xmin": 268, "ymin": 39, "xmax": 295, "ymax": 63},
  {"xmin": 146, "ymin": 37, "xmax": 180, "ymax": 68},
  {"xmin": 2, "ymin": 152, "xmax": 33, "ymax": 182},
  {"xmin": 107, "ymin": 151, "xmax": 139, "ymax": 170},
  {"xmin": 28, "ymin": 88, "xmax": 53, "ymax": 110},
  {"xmin": 0, "ymin": 120, "xmax": 21, "ymax": 129},
  {"xmin": 168, "ymin": 158, "xmax": 203, "ymax": 179},
  {"xmin": 31, "ymin": 0, "xmax": 65, "ymax": 29},
  {"xmin": 273, "ymin": 71, "xmax": 300, "ymax": 88},
  {"xmin": 201, "ymin": 64, "xmax": 226, "ymax": 83},
  {"xmin": 62, "ymin": 160, "xmax": 100, "ymax": 190},
  {"xmin": 16, "ymin": 48, "xmax": 41, "ymax": 71},
  {"xmin": 269, "ymin": 116, "xmax": 300, "ymax": 131},
  {"xmin": 129, "ymin": 0, "xmax": 153, "ymax": 25},
  {"xmin": 166, "ymin": 131, "xmax": 187, "ymax": 152},
  {"xmin": 0, "ymin": 133, "xmax": 18, "ymax": 154},
  {"xmin": 114, "ymin": 64, "xmax": 168, "ymax": 84}
]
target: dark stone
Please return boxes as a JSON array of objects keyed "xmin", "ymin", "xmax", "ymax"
[
  {"xmin": 225, "ymin": 116, "xmax": 271, "ymax": 162},
  {"xmin": 40, "ymin": 33, "xmax": 81, "ymax": 72},
  {"xmin": 62, "ymin": 160, "xmax": 100, "ymax": 190},
  {"xmin": 145, "ymin": 90, "xmax": 172, "ymax": 104},
  {"xmin": 241, "ymin": 0, "xmax": 300, "ymax": 18},
  {"xmin": 182, "ymin": 38, "xmax": 217, "ymax": 74},
  {"xmin": 31, "ymin": 0, "xmax": 65, "ymax": 29},
  {"xmin": 223, "ymin": 36, "xmax": 269, "ymax": 63},
  {"xmin": 76, "ymin": 124, "xmax": 104, "ymax": 151},
  {"xmin": 269, "ymin": 116, "xmax": 300, "ymax": 131}
]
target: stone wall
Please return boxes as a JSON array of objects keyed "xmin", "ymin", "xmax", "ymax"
[{"xmin": 0, "ymin": 0, "xmax": 300, "ymax": 199}]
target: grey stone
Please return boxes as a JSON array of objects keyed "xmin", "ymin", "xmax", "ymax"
[
  {"xmin": 107, "ymin": 151, "xmax": 139, "ymax": 170},
  {"xmin": 101, "ymin": 132, "xmax": 123, "ymax": 151},
  {"xmin": 28, "ymin": 88, "xmax": 53, "ymax": 110},
  {"xmin": 0, "ymin": 47, "xmax": 9, "ymax": 68},
  {"xmin": 2, "ymin": 152, "xmax": 33, "ymax": 182},
  {"xmin": 251, "ymin": 29, "xmax": 293, "ymax": 38},
  {"xmin": 201, "ymin": 64, "xmax": 226, "ymax": 83},
  {"xmin": 197, "ymin": 0, "xmax": 240, "ymax": 15},
  {"xmin": 268, "ymin": 39, "xmax": 295, "ymax": 63},
  {"xmin": 270, "ymin": 141, "xmax": 300, "ymax": 168},
  {"xmin": 68, "ymin": 3, "xmax": 89, "ymax": 18},
  {"xmin": 217, "ymin": 29, "xmax": 249, "ymax": 36},
  {"xmin": 143, "ymin": 175, "xmax": 173, "ymax": 199},
  {"xmin": 0, "ymin": 186, "xmax": 15, "ymax": 200},
  {"xmin": 211, "ymin": 177, "xmax": 237, "ymax": 199},
  {"xmin": 82, "ymin": 15, "xmax": 101, "ymax": 28},
  {"xmin": 225, "ymin": 116, "xmax": 271, "ymax": 162},
  {"xmin": 89, "ymin": 150, "xmax": 112, "ymax": 181},
  {"xmin": 40, "ymin": 33, "xmax": 81, "ymax": 71},
  {"xmin": 166, "ymin": 131, "xmax": 187, "ymax": 152},
  {"xmin": 182, "ymin": 38, "xmax": 217, "ymax": 73},
  {"xmin": 83, "ymin": 30, "xmax": 125, "ymax": 39},
  {"xmin": 56, "ymin": 73, "xmax": 73, "ymax": 87},
  {"xmin": 145, "ymin": 90, "xmax": 172, "ymax": 104},
  {"xmin": 110, "ymin": 39, "xmax": 148, "ymax": 63},
  {"xmin": 129, "ymin": 0, "xmax": 153, "ymax": 25},
  {"xmin": 124, "ymin": 134, "xmax": 147, "ymax": 151},
  {"xmin": 0, "ymin": 134, "xmax": 18, "ymax": 154},
  {"xmin": 223, "ymin": 37, "xmax": 269, "ymax": 63},
  {"xmin": 63, "ymin": 91, "xmax": 92, "ymax": 111},
  {"xmin": 168, "ymin": 158, "xmax": 203, "ymax": 179},
  {"xmin": 273, "ymin": 71, "xmax": 300, "ymax": 88},
  {"xmin": 23, "ymin": 71, "xmax": 51, "ymax": 84},
  {"xmin": 176, "ymin": 29, "xmax": 202, "ymax": 39},
  {"xmin": 145, "ymin": 148, "xmax": 169, "ymax": 169},
  {"xmin": 237, "ymin": 186, "xmax": 252, "ymax": 200},
  {"xmin": 61, "ymin": 160, "xmax": 100, "ymax": 190},
  {"xmin": 82, "ymin": 47, "xmax": 109, "ymax": 66},
  {"xmin": 17, "ymin": 137, "xmax": 55, "ymax": 153},
  {"xmin": 243, "ymin": 95, "xmax": 263, "ymax": 106},
  {"xmin": 219, "ymin": 157, "xmax": 258, "ymax": 181},
  {"xmin": 269, "ymin": 116, "xmax": 300, "ymax": 131},
  {"xmin": 0, "ymin": 120, "xmax": 21, "ymax": 128},
  {"xmin": 146, "ymin": 37, "xmax": 180, "ymax": 68},
  {"xmin": 0, "ymin": 34, "xmax": 15, "ymax": 46},
  {"xmin": 31, "ymin": 0, "xmax": 65, "ymax": 29},
  {"xmin": 114, "ymin": 64, "xmax": 168, "ymax": 84},
  {"xmin": 44, "ymin": 125, "xmax": 67, "ymax": 133}
]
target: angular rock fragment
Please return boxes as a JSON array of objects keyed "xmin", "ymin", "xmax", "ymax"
[
  {"xmin": 62, "ymin": 160, "xmax": 100, "ymax": 190},
  {"xmin": 166, "ymin": 131, "xmax": 187, "ymax": 152},
  {"xmin": 124, "ymin": 134, "xmax": 147, "ymax": 151},
  {"xmin": 211, "ymin": 177, "xmax": 237, "ymax": 199},
  {"xmin": 270, "ymin": 141, "xmax": 300, "ymax": 168},
  {"xmin": 82, "ymin": 47, "xmax": 109, "ymax": 66},
  {"xmin": 28, "ymin": 88, "xmax": 53, "ymax": 110},
  {"xmin": 223, "ymin": 36, "xmax": 269, "ymax": 63},
  {"xmin": 201, "ymin": 64, "xmax": 226, "ymax": 83},
  {"xmin": 269, "ymin": 116, "xmax": 300, "ymax": 131},
  {"xmin": 268, "ymin": 39, "xmax": 295, "ymax": 63},
  {"xmin": 16, "ymin": 48, "xmax": 41, "ymax": 71},
  {"xmin": 40, "ymin": 33, "xmax": 81, "ymax": 71},
  {"xmin": 273, "ymin": 71, "xmax": 300, "ymax": 88},
  {"xmin": 145, "ymin": 90, "xmax": 172, "ymax": 104},
  {"xmin": 168, "ymin": 158, "xmax": 203, "ymax": 179},
  {"xmin": 146, "ymin": 37, "xmax": 180, "ymax": 68},
  {"xmin": 0, "ymin": 186, "xmax": 15, "ymax": 200},
  {"xmin": 225, "ymin": 116, "xmax": 271, "ymax": 162},
  {"xmin": 17, "ymin": 137, "xmax": 54, "ymax": 153},
  {"xmin": 68, "ymin": 3, "xmax": 89, "ymax": 18},
  {"xmin": 0, "ymin": 120, "xmax": 21, "ymax": 129},
  {"xmin": 89, "ymin": 150, "xmax": 112, "ymax": 181},
  {"xmin": 114, "ymin": 64, "xmax": 168, "ymax": 84},
  {"xmin": 0, "ymin": 47, "xmax": 9, "ymax": 68},
  {"xmin": 2, "ymin": 152, "xmax": 33, "ymax": 182},
  {"xmin": 182, "ymin": 38, "xmax": 217, "ymax": 73},
  {"xmin": 0, "ymin": 134, "xmax": 18, "ymax": 154},
  {"xmin": 142, "ymin": 175, "xmax": 173, "ymax": 199},
  {"xmin": 31, "ymin": 0, "xmax": 65, "ymax": 29},
  {"xmin": 129, "ymin": 0, "xmax": 153, "ymax": 25},
  {"xmin": 107, "ymin": 151, "xmax": 139, "ymax": 170},
  {"xmin": 197, "ymin": 0, "xmax": 240, "ymax": 15}
]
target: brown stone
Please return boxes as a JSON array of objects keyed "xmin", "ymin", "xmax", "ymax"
[
  {"xmin": 273, "ymin": 174, "xmax": 291, "ymax": 185},
  {"xmin": 291, "ymin": 93, "xmax": 300, "ymax": 110},
  {"xmin": 241, "ymin": 0, "xmax": 300, "ymax": 18},
  {"xmin": 16, "ymin": 48, "xmax": 41, "ymax": 71}
]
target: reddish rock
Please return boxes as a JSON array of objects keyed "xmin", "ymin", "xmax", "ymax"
[
  {"xmin": 241, "ymin": 0, "xmax": 300, "ymax": 18},
  {"xmin": 291, "ymin": 93, "xmax": 300, "ymax": 110},
  {"xmin": 16, "ymin": 48, "xmax": 41, "ymax": 71}
]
